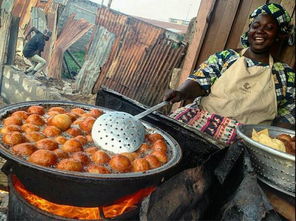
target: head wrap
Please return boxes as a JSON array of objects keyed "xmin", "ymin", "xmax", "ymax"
[{"xmin": 240, "ymin": 3, "xmax": 291, "ymax": 48}]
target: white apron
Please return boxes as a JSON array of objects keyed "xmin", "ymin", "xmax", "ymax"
[{"xmin": 200, "ymin": 48, "xmax": 277, "ymax": 125}]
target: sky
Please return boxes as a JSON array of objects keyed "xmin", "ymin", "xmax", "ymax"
[{"xmin": 90, "ymin": 0, "xmax": 201, "ymax": 22}]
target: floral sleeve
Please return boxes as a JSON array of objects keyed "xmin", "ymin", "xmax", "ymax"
[{"xmin": 188, "ymin": 49, "xmax": 239, "ymax": 92}]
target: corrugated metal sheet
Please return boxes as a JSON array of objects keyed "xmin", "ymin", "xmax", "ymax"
[
  {"xmin": 12, "ymin": 0, "xmax": 39, "ymax": 29},
  {"xmin": 75, "ymin": 26, "xmax": 115, "ymax": 94},
  {"xmin": 31, "ymin": 7, "xmax": 47, "ymax": 33},
  {"xmin": 90, "ymin": 8, "xmax": 187, "ymax": 106},
  {"xmin": 1, "ymin": 0, "xmax": 15, "ymax": 13},
  {"xmin": 47, "ymin": 14, "xmax": 93, "ymax": 79}
]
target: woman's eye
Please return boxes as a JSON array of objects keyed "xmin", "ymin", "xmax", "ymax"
[
  {"xmin": 265, "ymin": 25, "xmax": 275, "ymax": 31},
  {"xmin": 251, "ymin": 23, "xmax": 259, "ymax": 29}
]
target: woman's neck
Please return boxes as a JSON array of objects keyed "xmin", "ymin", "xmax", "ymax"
[{"xmin": 243, "ymin": 48, "xmax": 270, "ymax": 64}]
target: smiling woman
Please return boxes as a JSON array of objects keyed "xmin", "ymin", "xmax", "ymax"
[{"xmin": 163, "ymin": 3, "xmax": 295, "ymax": 145}]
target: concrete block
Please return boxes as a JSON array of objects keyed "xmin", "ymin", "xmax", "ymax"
[
  {"xmin": 22, "ymin": 77, "xmax": 34, "ymax": 93},
  {"xmin": 36, "ymin": 86, "xmax": 47, "ymax": 98},
  {"xmin": 12, "ymin": 73, "xmax": 20, "ymax": 82}
]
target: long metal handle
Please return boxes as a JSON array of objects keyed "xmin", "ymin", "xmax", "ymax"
[{"xmin": 134, "ymin": 101, "xmax": 169, "ymax": 120}]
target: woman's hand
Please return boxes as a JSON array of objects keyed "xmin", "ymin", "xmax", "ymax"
[{"xmin": 163, "ymin": 90, "xmax": 184, "ymax": 104}]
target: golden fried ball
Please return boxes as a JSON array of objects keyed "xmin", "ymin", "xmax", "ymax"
[
  {"xmin": 25, "ymin": 132, "xmax": 46, "ymax": 142},
  {"xmin": 61, "ymin": 138, "xmax": 83, "ymax": 153},
  {"xmin": 53, "ymin": 149, "xmax": 69, "ymax": 159},
  {"xmin": 2, "ymin": 131, "xmax": 25, "ymax": 146},
  {"xmin": 121, "ymin": 152, "xmax": 139, "ymax": 162},
  {"xmin": 36, "ymin": 138, "xmax": 59, "ymax": 151},
  {"xmin": 56, "ymin": 158, "xmax": 83, "ymax": 172},
  {"xmin": 21, "ymin": 123, "xmax": 40, "ymax": 133},
  {"xmin": 132, "ymin": 158, "xmax": 150, "ymax": 172},
  {"xmin": 152, "ymin": 140, "xmax": 167, "ymax": 152},
  {"xmin": 89, "ymin": 109, "xmax": 104, "ymax": 118},
  {"xmin": 79, "ymin": 117, "xmax": 95, "ymax": 134},
  {"xmin": 48, "ymin": 107, "xmax": 66, "ymax": 114},
  {"xmin": 3, "ymin": 116, "xmax": 23, "ymax": 126},
  {"xmin": 72, "ymin": 118, "xmax": 85, "ymax": 126},
  {"xmin": 1, "ymin": 125, "xmax": 22, "ymax": 134},
  {"xmin": 70, "ymin": 108, "xmax": 85, "ymax": 116},
  {"xmin": 66, "ymin": 113, "xmax": 78, "ymax": 121},
  {"xmin": 28, "ymin": 149, "xmax": 57, "ymax": 167},
  {"xmin": 47, "ymin": 111, "xmax": 60, "ymax": 117},
  {"xmin": 84, "ymin": 146, "xmax": 99, "ymax": 156},
  {"xmin": 87, "ymin": 164, "xmax": 110, "ymax": 174},
  {"xmin": 277, "ymin": 134, "xmax": 292, "ymax": 142},
  {"xmin": 50, "ymin": 114, "xmax": 72, "ymax": 131},
  {"xmin": 109, "ymin": 155, "xmax": 131, "ymax": 173},
  {"xmin": 145, "ymin": 155, "xmax": 161, "ymax": 169},
  {"xmin": 146, "ymin": 133, "xmax": 164, "ymax": 144},
  {"xmin": 86, "ymin": 134, "xmax": 93, "ymax": 143},
  {"xmin": 92, "ymin": 150, "xmax": 111, "ymax": 164},
  {"xmin": 25, "ymin": 114, "xmax": 45, "ymax": 126},
  {"xmin": 12, "ymin": 143, "xmax": 37, "ymax": 157},
  {"xmin": 151, "ymin": 151, "xmax": 167, "ymax": 163},
  {"xmin": 66, "ymin": 127, "xmax": 82, "ymax": 137},
  {"xmin": 43, "ymin": 126, "xmax": 62, "ymax": 137},
  {"xmin": 74, "ymin": 135, "xmax": 88, "ymax": 146},
  {"xmin": 27, "ymin": 105, "xmax": 45, "ymax": 115},
  {"xmin": 71, "ymin": 152, "xmax": 90, "ymax": 165},
  {"xmin": 11, "ymin": 111, "xmax": 29, "ymax": 120},
  {"xmin": 137, "ymin": 143, "xmax": 151, "ymax": 154},
  {"xmin": 81, "ymin": 113, "xmax": 93, "ymax": 118},
  {"xmin": 54, "ymin": 136, "xmax": 67, "ymax": 145}
]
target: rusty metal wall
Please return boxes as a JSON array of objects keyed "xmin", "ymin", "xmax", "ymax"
[{"xmin": 93, "ymin": 8, "xmax": 187, "ymax": 107}]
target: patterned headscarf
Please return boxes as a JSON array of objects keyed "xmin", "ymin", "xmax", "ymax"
[{"xmin": 240, "ymin": 3, "xmax": 291, "ymax": 47}]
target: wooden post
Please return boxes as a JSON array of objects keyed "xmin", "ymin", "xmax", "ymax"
[{"xmin": 177, "ymin": 0, "xmax": 217, "ymax": 87}]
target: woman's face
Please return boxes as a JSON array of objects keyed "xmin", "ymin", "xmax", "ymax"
[{"xmin": 247, "ymin": 14, "xmax": 279, "ymax": 53}]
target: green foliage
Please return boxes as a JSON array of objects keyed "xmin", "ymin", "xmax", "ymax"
[{"xmin": 62, "ymin": 51, "xmax": 85, "ymax": 79}]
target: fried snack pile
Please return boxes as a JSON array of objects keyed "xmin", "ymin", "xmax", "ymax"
[
  {"xmin": 0, "ymin": 105, "xmax": 170, "ymax": 174},
  {"xmin": 252, "ymin": 129, "xmax": 295, "ymax": 155}
]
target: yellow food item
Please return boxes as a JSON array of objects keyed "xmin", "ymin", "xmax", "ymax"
[{"xmin": 252, "ymin": 129, "xmax": 286, "ymax": 152}]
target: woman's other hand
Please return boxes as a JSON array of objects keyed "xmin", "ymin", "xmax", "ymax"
[{"xmin": 163, "ymin": 90, "xmax": 184, "ymax": 104}]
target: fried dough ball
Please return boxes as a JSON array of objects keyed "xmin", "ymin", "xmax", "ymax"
[
  {"xmin": 66, "ymin": 113, "xmax": 78, "ymax": 121},
  {"xmin": 50, "ymin": 114, "xmax": 72, "ymax": 131},
  {"xmin": 62, "ymin": 138, "xmax": 83, "ymax": 153},
  {"xmin": 43, "ymin": 126, "xmax": 62, "ymax": 137},
  {"xmin": 132, "ymin": 158, "xmax": 150, "ymax": 172},
  {"xmin": 79, "ymin": 117, "xmax": 95, "ymax": 133},
  {"xmin": 25, "ymin": 114, "xmax": 45, "ymax": 126},
  {"xmin": 146, "ymin": 133, "xmax": 164, "ymax": 143},
  {"xmin": 1, "ymin": 125, "xmax": 22, "ymax": 134},
  {"xmin": 151, "ymin": 151, "xmax": 167, "ymax": 163},
  {"xmin": 53, "ymin": 149, "xmax": 69, "ymax": 159},
  {"xmin": 75, "ymin": 135, "xmax": 88, "ymax": 146},
  {"xmin": 92, "ymin": 150, "xmax": 111, "ymax": 164},
  {"xmin": 87, "ymin": 164, "xmax": 110, "ymax": 174},
  {"xmin": 27, "ymin": 105, "xmax": 45, "ymax": 115},
  {"xmin": 2, "ymin": 131, "xmax": 25, "ymax": 146},
  {"xmin": 47, "ymin": 111, "xmax": 60, "ymax": 117},
  {"xmin": 71, "ymin": 108, "xmax": 85, "ymax": 116},
  {"xmin": 54, "ymin": 136, "xmax": 67, "ymax": 145},
  {"xmin": 21, "ymin": 123, "xmax": 40, "ymax": 133},
  {"xmin": 3, "ymin": 116, "xmax": 23, "ymax": 126},
  {"xmin": 152, "ymin": 140, "xmax": 167, "ymax": 152},
  {"xmin": 48, "ymin": 107, "xmax": 66, "ymax": 114},
  {"xmin": 12, "ymin": 143, "xmax": 37, "ymax": 157},
  {"xmin": 25, "ymin": 132, "xmax": 46, "ymax": 142},
  {"xmin": 56, "ymin": 158, "xmax": 83, "ymax": 172},
  {"xmin": 89, "ymin": 109, "xmax": 104, "ymax": 118},
  {"xmin": 72, "ymin": 118, "xmax": 84, "ymax": 125},
  {"xmin": 47, "ymin": 116, "xmax": 54, "ymax": 125},
  {"xmin": 36, "ymin": 138, "xmax": 59, "ymax": 151},
  {"xmin": 145, "ymin": 155, "xmax": 161, "ymax": 169},
  {"xmin": 66, "ymin": 127, "xmax": 82, "ymax": 137},
  {"xmin": 28, "ymin": 149, "xmax": 57, "ymax": 167},
  {"xmin": 121, "ymin": 152, "xmax": 139, "ymax": 162},
  {"xmin": 11, "ymin": 111, "xmax": 29, "ymax": 120},
  {"xmin": 137, "ymin": 143, "xmax": 151, "ymax": 154},
  {"xmin": 85, "ymin": 146, "xmax": 99, "ymax": 155},
  {"xmin": 283, "ymin": 140, "xmax": 295, "ymax": 155},
  {"xmin": 109, "ymin": 155, "xmax": 131, "ymax": 173},
  {"xmin": 81, "ymin": 113, "xmax": 93, "ymax": 118},
  {"xmin": 71, "ymin": 152, "xmax": 90, "ymax": 165},
  {"xmin": 277, "ymin": 134, "xmax": 292, "ymax": 142},
  {"xmin": 86, "ymin": 135, "xmax": 93, "ymax": 143}
]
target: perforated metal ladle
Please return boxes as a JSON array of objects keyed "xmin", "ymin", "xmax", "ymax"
[{"xmin": 91, "ymin": 101, "xmax": 168, "ymax": 154}]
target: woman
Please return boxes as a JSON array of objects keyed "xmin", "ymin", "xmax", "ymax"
[{"xmin": 164, "ymin": 3, "xmax": 295, "ymax": 145}]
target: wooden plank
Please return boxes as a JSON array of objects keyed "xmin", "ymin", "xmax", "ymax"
[
  {"xmin": 177, "ymin": 0, "xmax": 217, "ymax": 87},
  {"xmin": 196, "ymin": 0, "xmax": 242, "ymax": 66}
]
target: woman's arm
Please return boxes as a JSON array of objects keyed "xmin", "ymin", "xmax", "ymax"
[{"xmin": 24, "ymin": 27, "xmax": 38, "ymax": 40}]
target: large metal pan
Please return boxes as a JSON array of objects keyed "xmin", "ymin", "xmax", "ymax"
[{"xmin": 0, "ymin": 100, "xmax": 182, "ymax": 206}]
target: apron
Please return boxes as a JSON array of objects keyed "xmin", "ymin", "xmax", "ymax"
[{"xmin": 200, "ymin": 48, "xmax": 277, "ymax": 125}]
